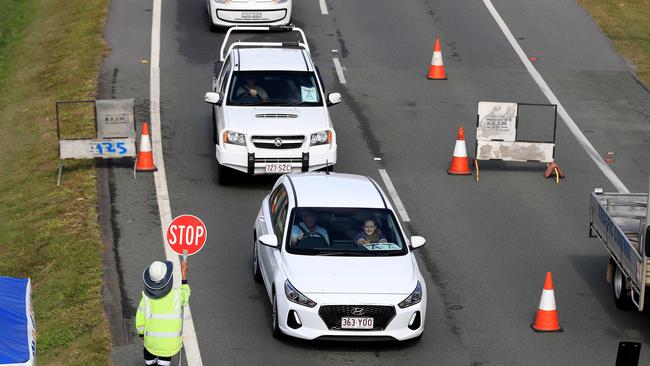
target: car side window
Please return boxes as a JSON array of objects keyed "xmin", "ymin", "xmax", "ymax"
[{"xmin": 269, "ymin": 185, "xmax": 289, "ymax": 242}]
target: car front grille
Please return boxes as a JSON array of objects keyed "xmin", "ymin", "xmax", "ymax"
[
  {"xmin": 318, "ymin": 305, "xmax": 396, "ymax": 331},
  {"xmin": 251, "ymin": 135, "xmax": 304, "ymax": 149}
]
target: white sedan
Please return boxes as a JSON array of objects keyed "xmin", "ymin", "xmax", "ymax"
[
  {"xmin": 206, "ymin": 0, "xmax": 291, "ymax": 30},
  {"xmin": 252, "ymin": 173, "xmax": 427, "ymax": 341}
]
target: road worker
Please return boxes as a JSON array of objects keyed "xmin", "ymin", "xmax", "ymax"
[{"xmin": 136, "ymin": 260, "xmax": 190, "ymax": 366}]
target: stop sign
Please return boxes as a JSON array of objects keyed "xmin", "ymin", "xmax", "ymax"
[{"xmin": 166, "ymin": 215, "xmax": 207, "ymax": 256}]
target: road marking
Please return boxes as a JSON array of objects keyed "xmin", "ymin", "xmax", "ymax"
[
  {"xmin": 482, "ymin": 0, "xmax": 629, "ymax": 193},
  {"xmin": 378, "ymin": 169, "xmax": 411, "ymax": 222},
  {"xmin": 319, "ymin": 0, "xmax": 328, "ymax": 15},
  {"xmin": 149, "ymin": 0, "xmax": 203, "ymax": 364},
  {"xmin": 333, "ymin": 58, "xmax": 347, "ymax": 84}
]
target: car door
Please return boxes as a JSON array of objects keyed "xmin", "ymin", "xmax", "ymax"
[
  {"xmin": 260, "ymin": 184, "xmax": 289, "ymax": 292},
  {"xmin": 214, "ymin": 56, "xmax": 232, "ymax": 139}
]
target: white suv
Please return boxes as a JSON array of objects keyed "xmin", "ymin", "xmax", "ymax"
[
  {"xmin": 204, "ymin": 26, "xmax": 341, "ymax": 184},
  {"xmin": 253, "ymin": 173, "xmax": 427, "ymax": 341},
  {"xmin": 206, "ymin": 0, "xmax": 292, "ymax": 31}
]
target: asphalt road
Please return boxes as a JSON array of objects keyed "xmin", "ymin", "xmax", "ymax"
[{"xmin": 102, "ymin": 0, "xmax": 650, "ymax": 365}]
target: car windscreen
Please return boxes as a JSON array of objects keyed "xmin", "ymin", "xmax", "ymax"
[
  {"xmin": 228, "ymin": 71, "xmax": 322, "ymax": 106},
  {"xmin": 285, "ymin": 207, "xmax": 408, "ymax": 256}
]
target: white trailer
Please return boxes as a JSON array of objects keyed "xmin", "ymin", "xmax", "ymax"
[{"xmin": 589, "ymin": 183, "xmax": 650, "ymax": 311}]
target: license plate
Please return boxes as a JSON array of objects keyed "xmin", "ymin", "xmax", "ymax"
[
  {"xmin": 265, "ymin": 163, "xmax": 292, "ymax": 174},
  {"xmin": 241, "ymin": 12, "xmax": 263, "ymax": 20},
  {"xmin": 341, "ymin": 317, "xmax": 374, "ymax": 329}
]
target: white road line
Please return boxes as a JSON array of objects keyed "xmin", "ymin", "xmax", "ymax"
[
  {"xmin": 149, "ymin": 0, "xmax": 203, "ymax": 364},
  {"xmin": 333, "ymin": 57, "xmax": 347, "ymax": 84},
  {"xmin": 378, "ymin": 169, "xmax": 411, "ymax": 222},
  {"xmin": 483, "ymin": 0, "xmax": 629, "ymax": 193},
  {"xmin": 319, "ymin": 0, "xmax": 328, "ymax": 15}
]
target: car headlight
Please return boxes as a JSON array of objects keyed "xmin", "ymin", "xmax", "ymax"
[
  {"xmin": 285, "ymin": 280, "xmax": 317, "ymax": 308},
  {"xmin": 398, "ymin": 281, "xmax": 422, "ymax": 308},
  {"xmin": 310, "ymin": 130, "xmax": 332, "ymax": 146},
  {"xmin": 223, "ymin": 131, "xmax": 246, "ymax": 145}
]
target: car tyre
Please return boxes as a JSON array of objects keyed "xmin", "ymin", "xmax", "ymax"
[
  {"xmin": 217, "ymin": 162, "xmax": 235, "ymax": 185},
  {"xmin": 253, "ymin": 236, "xmax": 262, "ymax": 283},
  {"xmin": 272, "ymin": 292, "xmax": 283, "ymax": 338},
  {"xmin": 211, "ymin": 108, "xmax": 218, "ymax": 144},
  {"xmin": 612, "ymin": 260, "xmax": 634, "ymax": 310}
]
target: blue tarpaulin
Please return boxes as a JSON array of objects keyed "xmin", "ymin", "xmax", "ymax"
[{"xmin": 0, "ymin": 277, "xmax": 32, "ymax": 364}]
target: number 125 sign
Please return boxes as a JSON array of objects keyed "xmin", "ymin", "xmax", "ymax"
[{"xmin": 166, "ymin": 215, "xmax": 207, "ymax": 256}]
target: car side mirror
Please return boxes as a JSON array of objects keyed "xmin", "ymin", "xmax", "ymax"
[
  {"xmin": 410, "ymin": 236, "xmax": 426, "ymax": 249},
  {"xmin": 327, "ymin": 92, "xmax": 342, "ymax": 106},
  {"xmin": 259, "ymin": 234, "xmax": 279, "ymax": 248},
  {"xmin": 204, "ymin": 92, "xmax": 221, "ymax": 105}
]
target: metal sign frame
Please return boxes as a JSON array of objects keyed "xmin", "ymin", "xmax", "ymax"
[
  {"xmin": 55, "ymin": 99, "xmax": 137, "ymax": 186},
  {"xmin": 474, "ymin": 101, "xmax": 558, "ymax": 172}
]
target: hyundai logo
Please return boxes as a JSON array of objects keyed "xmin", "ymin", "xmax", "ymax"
[
  {"xmin": 274, "ymin": 138, "xmax": 283, "ymax": 147},
  {"xmin": 351, "ymin": 307, "xmax": 365, "ymax": 316}
]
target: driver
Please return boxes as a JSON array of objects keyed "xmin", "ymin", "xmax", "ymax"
[
  {"xmin": 290, "ymin": 211, "xmax": 329, "ymax": 246},
  {"xmin": 235, "ymin": 76, "xmax": 269, "ymax": 101}
]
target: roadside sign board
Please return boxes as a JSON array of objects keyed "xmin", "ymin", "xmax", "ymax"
[
  {"xmin": 166, "ymin": 215, "xmax": 207, "ymax": 256},
  {"xmin": 59, "ymin": 138, "xmax": 136, "ymax": 159},
  {"xmin": 476, "ymin": 101, "xmax": 518, "ymax": 141},
  {"xmin": 96, "ymin": 98, "xmax": 136, "ymax": 138}
]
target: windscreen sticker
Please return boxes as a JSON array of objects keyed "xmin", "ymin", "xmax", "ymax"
[
  {"xmin": 301, "ymin": 86, "xmax": 318, "ymax": 102},
  {"xmin": 363, "ymin": 243, "xmax": 401, "ymax": 251}
]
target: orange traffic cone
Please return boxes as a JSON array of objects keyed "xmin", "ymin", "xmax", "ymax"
[
  {"xmin": 427, "ymin": 37, "xmax": 447, "ymax": 80},
  {"xmin": 448, "ymin": 126, "xmax": 471, "ymax": 175},
  {"xmin": 135, "ymin": 122, "xmax": 157, "ymax": 172},
  {"xmin": 531, "ymin": 272, "xmax": 562, "ymax": 332}
]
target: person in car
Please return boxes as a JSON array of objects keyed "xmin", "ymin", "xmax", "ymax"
[
  {"xmin": 235, "ymin": 76, "xmax": 269, "ymax": 101},
  {"xmin": 290, "ymin": 211, "xmax": 329, "ymax": 246},
  {"xmin": 355, "ymin": 218, "xmax": 388, "ymax": 245}
]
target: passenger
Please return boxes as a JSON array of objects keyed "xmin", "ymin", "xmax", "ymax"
[
  {"xmin": 290, "ymin": 211, "xmax": 329, "ymax": 246},
  {"xmin": 236, "ymin": 76, "xmax": 269, "ymax": 101},
  {"xmin": 355, "ymin": 218, "xmax": 387, "ymax": 245}
]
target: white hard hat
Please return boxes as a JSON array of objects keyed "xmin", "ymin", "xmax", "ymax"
[{"xmin": 148, "ymin": 261, "xmax": 168, "ymax": 283}]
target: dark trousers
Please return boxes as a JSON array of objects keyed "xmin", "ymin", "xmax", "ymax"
[{"xmin": 144, "ymin": 347, "xmax": 172, "ymax": 366}]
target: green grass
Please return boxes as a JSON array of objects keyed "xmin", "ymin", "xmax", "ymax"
[
  {"xmin": 578, "ymin": 0, "xmax": 650, "ymax": 86},
  {"xmin": 0, "ymin": 0, "xmax": 111, "ymax": 364},
  {"xmin": 0, "ymin": 0, "xmax": 33, "ymax": 88}
]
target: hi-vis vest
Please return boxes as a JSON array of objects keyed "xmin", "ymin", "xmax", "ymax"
[{"xmin": 135, "ymin": 284, "xmax": 190, "ymax": 357}]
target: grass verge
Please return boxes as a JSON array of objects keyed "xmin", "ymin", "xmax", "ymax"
[
  {"xmin": 578, "ymin": 0, "xmax": 650, "ymax": 87},
  {"xmin": 0, "ymin": 0, "xmax": 111, "ymax": 364}
]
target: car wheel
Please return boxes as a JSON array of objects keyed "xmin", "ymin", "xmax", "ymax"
[
  {"xmin": 211, "ymin": 108, "xmax": 218, "ymax": 144},
  {"xmin": 253, "ymin": 236, "xmax": 262, "ymax": 283},
  {"xmin": 272, "ymin": 292, "xmax": 282, "ymax": 338},
  {"xmin": 319, "ymin": 164, "xmax": 334, "ymax": 173},
  {"xmin": 612, "ymin": 260, "xmax": 634, "ymax": 310},
  {"xmin": 217, "ymin": 162, "xmax": 234, "ymax": 185}
]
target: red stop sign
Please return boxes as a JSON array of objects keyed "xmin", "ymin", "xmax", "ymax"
[{"xmin": 166, "ymin": 215, "xmax": 207, "ymax": 256}]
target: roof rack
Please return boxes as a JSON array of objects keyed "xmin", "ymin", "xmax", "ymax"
[{"xmin": 220, "ymin": 25, "xmax": 310, "ymax": 62}]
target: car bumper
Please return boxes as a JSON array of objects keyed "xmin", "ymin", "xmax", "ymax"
[
  {"xmin": 276, "ymin": 292, "xmax": 426, "ymax": 341},
  {"xmin": 216, "ymin": 144, "xmax": 336, "ymax": 175},
  {"xmin": 210, "ymin": 3, "xmax": 291, "ymax": 26}
]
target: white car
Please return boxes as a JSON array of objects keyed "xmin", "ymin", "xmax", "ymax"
[
  {"xmin": 252, "ymin": 173, "xmax": 427, "ymax": 341},
  {"xmin": 206, "ymin": 0, "xmax": 292, "ymax": 31},
  {"xmin": 204, "ymin": 26, "xmax": 341, "ymax": 184}
]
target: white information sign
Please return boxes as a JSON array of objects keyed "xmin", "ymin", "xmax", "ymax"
[
  {"xmin": 96, "ymin": 98, "xmax": 135, "ymax": 139},
  {"xmin": 59, "ymin": 138, "xmax": 136, "ymax": 159},
  {"xmin": 477, "ymin": 102, "xmax": 518, "ymax": 141}
]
